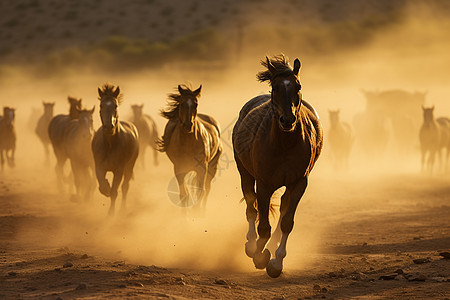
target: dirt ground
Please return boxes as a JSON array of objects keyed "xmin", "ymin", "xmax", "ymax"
[{"xmin": 0, "ymin": 143, "xmax": 449, "ymax": 300}]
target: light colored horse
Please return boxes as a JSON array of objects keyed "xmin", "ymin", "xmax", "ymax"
[
  {"xmin": 328, "ymin": 110, "xmax": 353, "ymax": 170},
  {"xmin": 35, "ymin": 102, "xmax": 54, "ymax": 164}
]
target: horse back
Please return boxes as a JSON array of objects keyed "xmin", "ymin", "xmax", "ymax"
[{"xmin": 48, "ymin": 114, "xmax": 71, "ymax": 146}]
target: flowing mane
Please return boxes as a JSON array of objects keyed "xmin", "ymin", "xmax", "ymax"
[
  {"xmin": 98, "ymin": 83, "xmax": 123, "ymax": 104},
  {"xmin": 256, "ymin": 54, "xmax": 296, "ymax": 83},
  {"xmin": 160, "ymin": 84, "xmax": 197, "ymax": 120}
]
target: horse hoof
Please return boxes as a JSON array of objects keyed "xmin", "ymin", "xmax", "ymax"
[
  {"xmin": 266, "ymin": 259, "xmax": 282, "ymax": 278},
  {"xmin": 253, "ymin": 249, "xmax": 271, "ymax": 269},
  {"xmin": 245, "ymin": 241, "xmax": 257, "ymax": 258}
]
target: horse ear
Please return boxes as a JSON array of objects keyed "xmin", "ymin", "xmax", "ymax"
[
  {"xmin": 140, "ymin": 104, "xmax": 144, "ymax": 109},
  {"xmin": 91, "ymin": 106, "xmax": 95, "ymax": 113},
  {"xmin": 267, "ymin": 57, "xmax": 276, "ymax": 75},
  {"xmin": 98, "ymin": 88, "xmax": 103, "ymax": 99},
  {"xmin": 194, "ymin": 85, "xmax": 202, "ymax": 96},
  {"xmin": 178, "ymin": 85, "xmax": 185, "ymax": 94},
  {"xmin": 293, "ymin": 58, "xmax": 301, "ymax": 75},
  {"xmin": 431, "ymin": 105, "xmax": 435, "ymax": 111},
  {"xmin": 113, "ymin": 86, "xmax": 120, "ymax": 98}
]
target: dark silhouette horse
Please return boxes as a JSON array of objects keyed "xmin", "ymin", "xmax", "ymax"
[
  {"xmin": 64, "ymin": 107, "xmax": 96, "ymax": 202},
  {"xmin": 419, "ymin": 106, "xmax": 449, "ymax": 173},
  {"xmin": 130, "ymin": 104, "xmax": 159, "ymax": 167},
  {"xmin": 328, "ymin": 110, "xmax": 352, "ymax": 170},
  {"xmin": 0, "ymin": 107, "xmax": 16, "ymax": 170},
  {"xmin": 48, "ymin": 97, "xmax": 82, "ymax": 192},
  {"xmin": 35, "ymin": 102, "xmax": 55, "ymax": 164},
  {"xmin": 232, "ymin": 55, "xmax": 323, "ymax": 278},
  {"xmin": 92, "ymin": 84, "xmax": 139, "ymax": 216},
  {"xmin": 159, "ymin": 84, "xmax": 222, "ymax": 211}
]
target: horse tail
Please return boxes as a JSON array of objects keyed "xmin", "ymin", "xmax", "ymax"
[{"xmin": 239, "ymin": 197, "xmax": 277, "ymax": 219}]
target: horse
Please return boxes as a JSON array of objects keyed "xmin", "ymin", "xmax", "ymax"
[
  {"xmin": 0, "ymin": 107, "xmax": 16, "ymax": 171},
  {"xmin": 64, "ymin": 107, "xmax": 96, "ymax": 202},
  {"xmin": 35, "ymin": 102, "xmax": 55, "ymax": 164},
  {"xmin": 91, "ymin": 84, "xmax": 139, "ymax": 216},
  {"xmin": 130, "ymin": 104, "xmax": 159, "ymax": 168},
  {"xmin": 232, "ymin": 55, "xmax": 323, "ymax": 278},
  {"xmin": 159, "ymin": 84, "xmax": 222, "ymax": 211},
  {"xmin": 419, "ymin": 106, "xmax": 444, "ymax": 173},
  {"xmin": 327, "ymin": 110, "xmax": 352, "ymax": 170},
  {"xmin": 436, "ymin": 117, "xmax": 450, "ymax": 172}
]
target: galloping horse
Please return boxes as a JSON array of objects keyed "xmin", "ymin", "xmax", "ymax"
[
  {"xmin": 232, "ymin": 55, "xmax": 323, "ymax": 278},
  {"xmin": 328, "ymin": 110, "xmax": 352, "ymax": 170},
  {"xmin": 419, "ymin": 106, "xmax": 449, "ymax": 173},
  {"xmin": 92, "ymin": 84, "xmax": 139, "ymax": 216},
  {"xmin": 35, "ymin": 102, "xmax": 55, "ymax": 163},
  {"xmin": 0, "ymin": 107, "xmax": 16, "ymax": 170},
  {"xmin": 130, "ymin": 104, "xmax": 159, "ymax": 167},
  {"xmin": 159, "ymin": 84, "xmax": 222, "ymax": 211},
  {"xmin": 64, "ymin": 107, "xmax": 96, "ymax": 202},
  {"xmin": 48, "ymin": 97, "xmax": 82, "ymax": 192}
]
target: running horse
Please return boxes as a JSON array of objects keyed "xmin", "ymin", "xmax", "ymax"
[
  {"xmin": 48, "ymin": 96, "xmax": 83, "ymax": 192},
  {"xmin": 35, "ymin": 102, "xmax": 55, "ymax": 164},
  {"xmin": 64, "ymin": 107, "xmax": 96, "ymax": 202},
  {"xmin": 232, "ymin": 55, "xmax": 323, "ymax": 277},
  {"xmin": 0, "ymin": 107, "xmax": 16, "ymax": 170},
  {"xmin": 92, "ymin": 84, "xmax": 139, "ymax": 216},
  {"xmin": 130, "ymin": 104, "xmax": 159, "ymax": 167},
  {"xmin": 159, "ymin": 84, "xmax": 222, "ymax": 211}
]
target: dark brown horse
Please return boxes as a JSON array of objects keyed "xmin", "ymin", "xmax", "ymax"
[
  {"xmin": 64, "ymin": 107, "xmax": 96, "ymax": 202},
  {"xmin": 159, "ymin": 84, "xmax": 222, "ymax": 211},
  {"xmin": 48, "ymin": 97, "xmax": 82, "ymax": 192},
  {"xmin": 0, "ymin": 107, "xmax": 16, "ymax": 170},
  {"xmin": 92, "ymin": 84, "xmax": 139, "ymax": 216},
  {"xmin": 232, "ymin": 55, "xmax": 323, "ymax": 277},
  {"xmin": 35, "ymin": 102, "xmax": 55, "ymax": 164},
  {"xmin": 130, "ymin": 104, "xmax": 159, "ymax": 167}
]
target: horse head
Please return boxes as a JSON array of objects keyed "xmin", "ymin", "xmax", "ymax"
[
  {"xmin": 43, "ymin": 102, "xmax": 54, "ymax": 117},
  {"xmin": 328, "ymin": 110, "xmax": 340, "ymax": 127},
  {"xmin": 98, "ymin": 84, "xmax": 121, "ymax": 136},
  {"xmin": 177, "ymin": 84, "xmax": 201, "ymax": 133},
  {"xmin": 3, "ymin": 107, "xmax": 15, "ymax": 129},
  {"xmin": 77, "ymin": 106, "xmax": 95, "ymax": 139},
  {"xmin": 422, "ymin": 105, "xmax": 435, "ymax": 124},
  {"xmin": 68, "ymin": 96, "xmax": 82, "ymax": 119},
  {"xmin": 258, "ymin": 55, "xmax": 302, "ymax": 132},
  {"xmin": 131, "ymin": 104, "xmax": 144, "ymax": 121}
]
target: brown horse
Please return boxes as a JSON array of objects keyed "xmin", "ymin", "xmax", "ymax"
[
  {"xmin": 48, "ymin": 97, "xmax": 82, "ymax": 192},
  {"xmin": 159, "ymin": 84, "xmax": 222, "ymax": 211},
  {"xmin": 35, "ymin": 102, "xmax": 54, "ymax": 164},
  {"xmin": 328, "ymin": 110, "xmax": 352, "ymax": 170},
  {"xmin": 130, "ymin": 104, "xmax": 159, "ymax": 167},
  {"xmin": 91, "ymin": 84, "xmax": 139, "ymax": 216},
  {"xmin": 64, "ymin": 107, "xmax": 96, "ymax": 202},
  {"xmin": 232, "ymin": 55, "xmax": 323, "ymax": 278},
  {"xmin": 0, "ymin": 107, "xmax": 16, "ymax": 170}
]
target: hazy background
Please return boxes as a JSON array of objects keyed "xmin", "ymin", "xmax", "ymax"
[{"xmin": 1, "ymin": 0, "xmax": 450, "ymax": 272}]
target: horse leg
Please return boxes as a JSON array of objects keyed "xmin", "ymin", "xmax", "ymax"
[
  {"xmin": 152, "ymin": 145, "xmax": 159, "ymax": 166},
  {"xmin": 70, "ymin": 161, "xmax": 81, "ymax": 202},
  {"xmin": 266, "ymin": 177, "xmax": 308, "ymax": 278},
  {"xmin": 203, "ymin": 149, "xmax": 221, "ymax": 210},
  {"xmin": 95, "ymin": 167, "xmax": 110, "ymax": 197},
  {"xmin": 253, "ymin": 183, "xmax": 274, "ymax": 270},
  {"xmin": 108, "ymin": 170, "xmax": 124, "ymax": 216},
  {"xmin": 267, "ymin": 192, "xmax": 289, "ymax": 254},
  {"xmin": 120, "ymin": 167, "xmax": 133, "ymax": 214},
  {"xmin": 175, "ymin": 169, "xmax": 188, "ymax": 207},
  {"xmin": 0, "ymin": 150, "xmax": 4, "ymax": 171}
]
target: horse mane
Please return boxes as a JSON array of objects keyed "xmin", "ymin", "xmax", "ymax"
[
  {"xmin": 160, "ymin": 83, "xmax": 196, "ymax": 120},
  {"xmin": 98, "ymin": 83, "xmax": 123, "ymax": 104},
  {"xmin": 257, "ymin": 54, "xmax": 296, "ymax": 82}
]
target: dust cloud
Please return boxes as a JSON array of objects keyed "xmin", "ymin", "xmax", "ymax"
[{"xmin": 1, "ymin": 2, "xmax": 450, "ymax": 274}]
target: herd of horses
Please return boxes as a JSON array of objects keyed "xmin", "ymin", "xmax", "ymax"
[{"xmin": 0, "ymin": 54, "xmax": 445, "ymax": 277}]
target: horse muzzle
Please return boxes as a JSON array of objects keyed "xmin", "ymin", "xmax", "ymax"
[{"xmin": 279, "ymin": 116, "xmax": 297, "ymax": 132}]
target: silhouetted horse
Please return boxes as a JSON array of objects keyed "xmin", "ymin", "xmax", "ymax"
[
  {"xmin": 159, "ymin": 84, "xmax": 222, "ymax": 211},
  {"xmin": 35, "ymin": 102, "xmax": 55, "ymax": 164},
  {"xmin": 48, "ymin": 97, "xmax": 82, "ymax": 192},
  {"xmin": 64, "ymin": 107, "xmax": 96, "ymax": 202},
  {"xmin": 0, "ymin": 107, "xmax": 16, "ymax": 170},
  {"xmin": 92, "ymin": 84, "xmax": 139, "ymax": 216},
  {"xmin": 232, "ymin": 55, "xmax": 323, "ymax": 278},
  {"xmin": 419, "ymin": 106, "xmax": 444, "ymax": 173},
  {"xmin": 130, "ymin": 104, "xmax": 159, "ymax": 167},
  {"xmin": 328, "ymin": 110, "xmax": 352, "ymax": 170}
]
